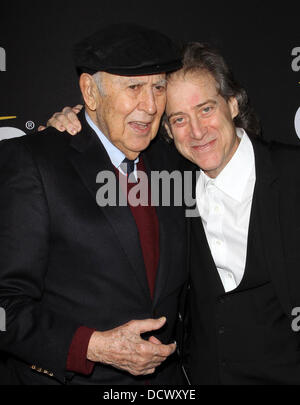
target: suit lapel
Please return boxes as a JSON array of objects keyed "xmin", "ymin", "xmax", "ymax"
[
  {"xmin": 68, "ymin": 111, "xmax": 151, "ymax": 302},
  {"xmin": 190, "ymin": 214, "xmax": 226, "ymax": 297},
  {"xmin": 152, "ymin": 206, "xmax": 171, "ymax": 307},
  {"xmin": 141, "ymin": 147, "xmax": 178, "ymax": 307},
  {"xmin": 252, "ymin": 139, "xmax": 292, "ymax": 316}
]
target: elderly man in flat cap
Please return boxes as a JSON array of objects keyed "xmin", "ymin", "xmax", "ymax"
[{"xmin": 0, "ymin": 24, "xmax": 188, "ymax": 385}]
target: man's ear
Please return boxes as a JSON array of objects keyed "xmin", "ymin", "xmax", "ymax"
[
  {"xmin": 79, "ymin": 74, "xmax": 99, "ymax": 111},
  {"xmin": 164, "ymin": 122, "xmax": 174, "ymax": 140},
  {"xmin": 229, "ymin": 97, "xmax": 239, "ymax": 120}
]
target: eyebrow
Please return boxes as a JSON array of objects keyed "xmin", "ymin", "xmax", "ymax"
[
  {"xmin": 127, "ymin": 78, "xmax": 144, "ymax": 84},
  {"xmin": 123, "ymin": 78, "xmax": 167, "ymax": 87},
  {"xmin": 167, "ymin": 99, "xmax": 217, "ymax": 120},
  {"xmin": 154, "ymin": 79, "xmax": 168, "ymax": 87}
]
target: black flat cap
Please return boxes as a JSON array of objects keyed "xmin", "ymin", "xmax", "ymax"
[{"xmin": 73, "ymin": 23, "xmax": 182, "ymax": 76}]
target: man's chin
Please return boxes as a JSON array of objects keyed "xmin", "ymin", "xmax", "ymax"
[
  {"xmin": 191, "ymin": 157, "xmax": 221, "ymax": 173},
  {"xmin": 129, "ymin": 136, "xmax": 155, "ymax": 153}
]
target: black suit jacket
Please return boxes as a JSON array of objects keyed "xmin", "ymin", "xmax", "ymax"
[
  {"xmin": 0, "ymin": 112, "xmax": 188, "ymax": 385},
  {"xmin": 242, "ymin": 138, "xmax": 300, "ymax": 316},
  {"xmin": 186, "ymin": 137, "xmax": 300, "ymax": 382}
]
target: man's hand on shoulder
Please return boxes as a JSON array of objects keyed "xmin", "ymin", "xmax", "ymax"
[
  {"xmin": 38, "ymin": 105, "xmax": 83, "ymax": 135},
  {"xmin": 87, "ymin": 317, "xmax": 176, "ymax": 376}
]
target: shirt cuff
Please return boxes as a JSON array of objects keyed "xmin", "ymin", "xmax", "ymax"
[{"xmin": 66, "ymin": 326, "xmax": 96, "ymax": 375}]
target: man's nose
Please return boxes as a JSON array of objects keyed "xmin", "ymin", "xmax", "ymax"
[
  {"xmin": 190, "ymin": 118, "xmax": 208, "ymax": 139},
  {"xmin": 138, "ymin": 89, "xmax": 157, "ymax": 115}
]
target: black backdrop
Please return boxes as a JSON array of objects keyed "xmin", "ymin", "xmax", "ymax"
[
  {"xmin": 0, "ymin": 0, "xmax": 299, "ymax": 384},
  {"xmin": 0, "ymin": 1, "xmax": 299, "ymax": 142}
]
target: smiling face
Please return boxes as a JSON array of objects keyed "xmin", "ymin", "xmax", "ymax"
[
  {"xmin": 166, "ymin": 70, "xmax": 240, "ymax": 178},
  {"xmin": 94, "ymin": 72, "xmax": 167, "ymax": 160}
]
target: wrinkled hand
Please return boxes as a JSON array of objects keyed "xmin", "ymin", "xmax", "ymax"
[
  {"xmin": 38, "ymin": 104, "xmax": 83, "ymax": 134},
  {"xmin": 87, "ymin": 317, "xmax": 176, "ymax": 376}
]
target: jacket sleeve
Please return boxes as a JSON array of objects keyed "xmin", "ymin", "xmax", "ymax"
[{"xmin": 0, "ymin": 138, "xmax": 81, "ymax": 384}]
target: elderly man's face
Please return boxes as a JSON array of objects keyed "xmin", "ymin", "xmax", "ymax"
[
  {"xmin": 166, "ymin": 71, "xmax": 240, "ymax": 178},
  {"xmin": 95, "ymin": 72, "xmax": 167, "ymax": 160}
]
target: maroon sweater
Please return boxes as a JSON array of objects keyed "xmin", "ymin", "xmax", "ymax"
[{"xmin": 66, "ymin": 158, "xmax": 159, "ymax": 374}]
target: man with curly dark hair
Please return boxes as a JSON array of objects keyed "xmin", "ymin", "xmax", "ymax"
[{"xmin": 166, "ymin": 42, "xmax": 300, "ymax": 385}]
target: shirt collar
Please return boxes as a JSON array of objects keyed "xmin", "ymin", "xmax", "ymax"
[
  {"xmin": 200, "ymin": 128, "xmax": 255, "ymax": 202},
  {"xmin": 85, "ymin": 111, "xmax": 139, "ymax": 171}
]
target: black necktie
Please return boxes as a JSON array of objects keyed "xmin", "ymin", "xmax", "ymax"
[{"xmin": 121, "ymin": 158, "xmax": 135, "ymax": 177}]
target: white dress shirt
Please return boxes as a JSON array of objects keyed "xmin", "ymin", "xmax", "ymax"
[
  {"xmin": 85, "ymin": 111, "xmax": 139, "ymax": 179},
  {"xmin": 196, "ymin": 129, "xmax": 256, "ymax": 292}
]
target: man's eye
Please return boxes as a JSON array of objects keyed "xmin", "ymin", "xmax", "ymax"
[
  {"xmin": 172, "ymin": 117, "xmax": 185, "ymax": 126},
  {"xmin": 202, "ymin": 106, "xmax": 214, "ymax": 115},
  {"xmin": 155, "ymin": 85, "xmax": 166, "ymax": 91},
  {"xmin": 129, "ymin": 85, "xmax": 140, "ymax": 90}
]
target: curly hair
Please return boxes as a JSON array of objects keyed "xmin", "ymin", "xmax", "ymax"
[{"xmin": 165, "ymin": 42, "xmax": 261, "ymax": 138}]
